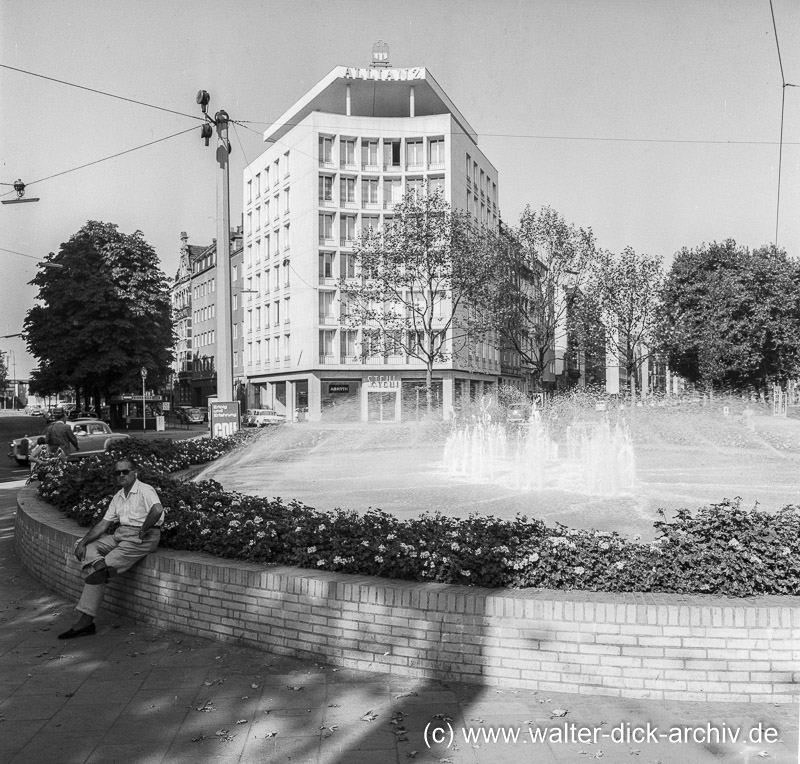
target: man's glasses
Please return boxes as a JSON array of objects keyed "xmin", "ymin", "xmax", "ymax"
[{"xmin": 114, "ymin": 469, "xmax": 131, "ymax": 476}]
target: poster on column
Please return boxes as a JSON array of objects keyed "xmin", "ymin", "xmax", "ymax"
[{"xmin": 210, "ymin": 401, "xmax": 240, "ymax": 438}]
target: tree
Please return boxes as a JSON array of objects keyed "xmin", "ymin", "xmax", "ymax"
[
  {"xmin": 0, "ymin": 352, "xmax": 7, "ymax": 407},
  {"xmin": 24, "ymin": 221, "xmax": 175, "ymax": 408},
  {"xmin": 487, "ymin": 206, "xmax": 598, "ymax": 389},
  {"xmin": 656, "ymin": 240, "xmax": 800, "ymax": 391},
  {"xmin": 338, "ymin": 187, "xmax": 497, "ymax": 415},
  {"xmin": 572, "ymin": 247, "xmax": 664, "ymax": 402}
]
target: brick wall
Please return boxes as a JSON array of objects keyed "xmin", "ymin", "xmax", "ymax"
[{"xmin": 15, "ymin": 487, "xmax": 800, "ymax": 702}]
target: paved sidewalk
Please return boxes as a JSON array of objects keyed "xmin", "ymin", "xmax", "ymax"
[{"xmin": 0, "ymin": 492, "xmax": 797, "ymax": 763}]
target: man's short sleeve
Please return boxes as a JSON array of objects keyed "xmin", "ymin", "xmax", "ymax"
[
  {"xmin": 102, "ymin": 492, "xmax": 121, "ymax": 524},
  {"xmin": 140, "ymin": 483, "xmax": 161, "ymax": 511}
]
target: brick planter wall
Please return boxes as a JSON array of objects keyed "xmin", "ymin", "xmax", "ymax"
[{"xmin": 14, "ymin": 487, "xmax": 800, "ymax": 702}]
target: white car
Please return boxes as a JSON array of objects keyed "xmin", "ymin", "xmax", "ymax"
[
  {"xmin": 9, "ymin": 418, "xmax": 129, "ymax": 466},
  {"xmin": 245, "ymin": 408, "xmax": 286, "ymax": 427}
]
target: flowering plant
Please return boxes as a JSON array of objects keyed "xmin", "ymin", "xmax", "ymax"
[{"xmin": 36, "ymin": 434, "xmax": 800, "ymax": 595}]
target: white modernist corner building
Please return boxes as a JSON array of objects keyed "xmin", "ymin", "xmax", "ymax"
[{"xmin": 242, "ymin": 62, "xmax": 501, "ymax": 423}]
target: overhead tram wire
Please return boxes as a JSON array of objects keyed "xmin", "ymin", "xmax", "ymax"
[
  {"xmin": 769, "ymin": 0, "xmax": 799, "ymax": 247},
  {"xmin": 0, "ymin": 64, "xmax": 205, "ymax": 122},
  {"xmin": 0, "ymin": 126, "xmax": 198, "ymax": 198},
  {"xmin": 233, "ymin": 118, "xmax": 799, "ymax": 146}
]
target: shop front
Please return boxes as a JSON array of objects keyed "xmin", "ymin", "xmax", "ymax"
[{"xmin": 109, "ymin": 395, "xmax": 164, "ymax": 431}]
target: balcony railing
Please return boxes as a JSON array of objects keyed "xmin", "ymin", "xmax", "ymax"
[
  {"xmin": 319, "ymin": 315, "xmax": 338, "ymax": 326},
  {"xmin": 383, "ymin": 163, "xmax": 402, "ymax": 173},
  {"xmin": 319, "ymin": 355, "xmax": 336, "ymax": 364},
  {"xmin": 428, "ymin": 161, "xmax": 445, "ymax": 171},
  {"xmin": 340, "ymin": 238, "xmax": 355, "ymax": 248},
  {"xmin": 318, "ymin": 159, "xmax": 335, "ymax": 169},
  {"xmin": 362, "ymin": 163, "xmax": 380, "ymax": 173},
  {"xmin": 319, "ymin": 198, "xmax": 336, "ymax": 208}
]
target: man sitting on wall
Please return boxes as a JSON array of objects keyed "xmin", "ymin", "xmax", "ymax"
[{"xmin": 57, "ymin": 458, "xmax": 164, "ymax": 639}]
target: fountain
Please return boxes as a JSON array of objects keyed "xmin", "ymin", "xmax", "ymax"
[{"xmin": 443, "ymin": 411, "xmax": 636, "ymax": 496}]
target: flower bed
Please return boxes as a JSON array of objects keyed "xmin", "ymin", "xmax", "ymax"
[{"xmin": 36, "ymin": 431, "xmax": 800, "ymax": 597}]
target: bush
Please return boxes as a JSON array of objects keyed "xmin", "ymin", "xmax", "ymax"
[{"xmin": 36, "ymin": 433, "xmax": 800, "ymax": 596}]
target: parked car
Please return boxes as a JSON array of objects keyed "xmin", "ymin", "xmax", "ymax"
[
  {"xmin": 245, "ymin": 408, "xmax": 286, "ymax": 427},
  {"xmin": 178, "ymin": 407, "xmax": 204, "ymax": 424},
  {"xmin": 26, "ymin": 405, "xmax": 45, "ymax": 417},
  {"xmin": 9, "ymin": 418, "xmax": 129, "ymax": 467},
  {"xmin": 44, "ymin": 407, "xmax": 66, "ymax": 423}
]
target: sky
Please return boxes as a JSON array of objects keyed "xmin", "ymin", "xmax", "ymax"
[{"xmin": 1, "ymin": 0, "xmax": 798, "ymax": 380}]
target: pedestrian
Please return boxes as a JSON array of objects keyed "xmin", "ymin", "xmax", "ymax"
[
  {"xmin": 57, "ymin": 458, "xmax": 164, "ymax": 640},
  {"xmin": 26, "ymin": 437, "xmax": 50, "ymax": 483},
  {"xmin": 45, "ymin": 410, "xmax": 79, "ymax": 460}
]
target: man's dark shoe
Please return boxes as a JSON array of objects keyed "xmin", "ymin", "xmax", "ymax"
[
  {"xmin": 57, "ymin": 623, "xmax": 96, "ymax": 640},
  {"xmin": 85, "ymin": 567, "xmax": 110, "ymax": 585}
]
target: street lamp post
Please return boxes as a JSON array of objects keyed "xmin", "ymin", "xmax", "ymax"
[{"xmin": 197, "ymin": 90, "xmax": 233, "ymax": 402}]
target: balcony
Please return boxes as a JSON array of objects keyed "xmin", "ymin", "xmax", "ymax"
[
  {"xmin": 340, "ymin": 162, "xmax": 357, "ymax": 172},
  {"xmin": 383, "ymin": 201, "xmax": 396, "ymax": 210},
  {"xmin": 319, "ymin": 276, "xmax": 336, "ymax": 286},
  {"xmin": 318, "ymin": 159, "xmax": 335, "ymax": 170},
  {"xmin": 318, "ymin": 355, "xmax": 337, "ymax": 365},
  {"xmin": 319, "ymin": 238, "xmax": 336, "ymax": 247},
  {"xmin": 319, "ymin": 198, "xmax": 336, "ymax": 208},
  {"xmin": 340, "ymin": 238, "xmax": 355, "ymax": 248},
  {"xmin": 341, "ymin": 201, "xmax": 357, "ymax": 210},
  {"xmin": 363, "ymin": 202, "xmax": 380, "ymax": 211},
  {"xmin": 383, "ymin": 163, "xmax": 402, "ymax": 173},
  {"xmin": 319, "ymin": 315, "xmax": 338, "ymax": 326},
  {"xmin": 362, "ymin": 163, "xmax": 380, "ymax": 173},
  {"xmin": 428, "ymin": 162, "xmax": 445, "ymax": 171},
  {"xmin": 406, "ymin": 163, "xmax": 424, "ymax": 172}
]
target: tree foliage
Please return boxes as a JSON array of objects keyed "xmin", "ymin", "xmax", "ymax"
[
  {"xmin": 24, "ymin": 221, "xmax": 175, "ymax": 404},
  {"xmin": 487, "ymin": 206, "xmax": 597, "ymax": 388},
  {"xmin": 572, "ymin": 247, "xmax": 664, "ymax": 399},
  {"xmin": 656, "ymin": 240, "xmax": 800, "ymax": 390},
  {"xmin": 338, "ymin": 187, "xmax": 497, "ymax": 412}
]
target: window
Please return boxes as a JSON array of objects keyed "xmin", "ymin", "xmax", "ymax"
[
  {"xmin": 340, "ymin": 138, "xmax": 356, "ymax": 167},
  {"xmin": 247, "ymin": 179, "xmax": 252, "ymax": 204},
  {"xmin": 384, "ymin": 178, "xmax": 402, "ymax": 206},
  {"xmin": 406, "ymin": 140, "xmax": 423, "ymax": 168},
  {"xmin": 284, "ymin": 297, "xmax": 290, "ymax": 323},
  {"xmin": 406, "ymin": 178, "xmax": 424, "ymax": 198},
  {"xmin": 255, "ymin": 206, "xmax": 261, "ymax": 230},
  {"xmin": 361, "ymin": 179, "xmax": 378, "ymax": 205},
  {"xmin": 341, "ymin": 252, "xmax": 357, "ymax": 279},
  {"xmin": 340, "ymin": 329, "xmax": 357, "ymax": 359},
  {"xmin": 362, "ymin": 139, "xmax": 379, "ymax": 167},
  {"xmin": 320, "ymin": 329, "xmax": 335, "ymax": 357},
  {"xmin": 233, "ymin": 294, "xmax": 239, "ymax": 310},
  {"xmin": 274, "ymin": 300, "xmax": 280, "ymax": 325},
  {"xmin": 284, "ymin": 188, "xmax": 290, "ymax": 214},
  {"xmin": 429, "ymin": 176, "xmax": 444, "ymax": 195},
  {"xmin": 283, "ymin": 150, "xmax": 290, "ymax": 176},
  {"xmin": 264, "ymin": 234, "xmax": 270, "ymax": 259},
  {"xmin": 255, "ymin": 340, "xmax": 261, "ymax": 363},
  {"xmin": 319, "ymin": 252, "xmax": 335, "ymax": 280},
  {"xmin": 340, "ymin": 177, "xmax": 356, "ymax": 205},
  {"xmin": 319, "ymin": 291, "xmax": 335, "ymax": 320},
  {"xmin": 319, "ymin": 136, "xmax": 333, "ymax": 164},
  {"xmin": 319, "ymin": 214, "xmax": 334, "ymax": 241},
  {"xmin": 383, "ymin": 139, "xmax": 401, "ymax": 169},
  {"xmin": 340, "ymin": 215, "xmax": 356, "ymax": 244},
  {"xmin": 274, "ymin": 193, "xmax": 280, "ymax": 218},
  {"xmin": 274, "ymin": 228, "xmax": 280, "ymax": 252},
  {"xmin": 255, "ymin": 173, "xmax": 261, "ymax": 198},
  {"xmin": 255, "ymin": 307, "xmax": 261, "ymax": 330},
  {"xmin": 284, "ymin": 333, "xmax": 291, "ymax": 360},
  {"xmin": 429, "ymin": 139, "xmax": 445, "ymax": 167},
  {"xmin": 361, "ymin": 215, "xmax": 379, "ymax": 235},
  {"xmin": 319, "ymin": 175, "xmax": 334, "ymax": 202},
  {"xmin": 264, "ymin": 166, "xmax": 270, "ymax": 189},
  {"xmin": 263, "ymin": 199, "xmax": 270, "ymax": 222},
  {"xmin": 466, "ymin": 153, "xmax": 471, "ymax": 178},
  {"xmin": 283, "ymin": 223, "xmax": 290, "ymax": 250}
]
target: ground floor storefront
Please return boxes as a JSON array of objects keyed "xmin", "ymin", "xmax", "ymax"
[{"xmin": 245, "ymin": 370, "xmax": 500, "ymax": 423}]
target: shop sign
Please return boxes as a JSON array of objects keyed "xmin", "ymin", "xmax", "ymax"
[
  {"xmin": 364, "ymin": 375, "xmax": 400, "ymax": 390},
  {"xmin": 343, "ymin": 67, "xmax": 424, "ymax": 82},
  {"xmin": 329, "ymin": 384, "xmax": 350, "ymax": 394}
]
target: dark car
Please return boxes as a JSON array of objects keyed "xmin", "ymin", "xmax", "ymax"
[{"xmin": 9, "ymin": 419, "xmax": 129, "ymax": 467}]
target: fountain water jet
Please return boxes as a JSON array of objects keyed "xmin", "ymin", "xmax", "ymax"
[{"xmin": 443, "ymin": 413, "xmax": 635, "ymax": 496}]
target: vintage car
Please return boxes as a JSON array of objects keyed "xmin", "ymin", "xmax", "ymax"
[
  {"xmin": 245, "ymin": 408, "xmax": 286, "ymax": 427},
  {"xmin": 178, "ymin": 407, "xmax": 205, "ymax": 424},
  {"xmin": 9, "ymin": 418, "xmax": 129, "ymax": 467}
]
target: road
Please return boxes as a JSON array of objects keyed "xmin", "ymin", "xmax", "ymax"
[{"xmin": 0, "ymin": 412, "xmax": 42, "ymax": 487}]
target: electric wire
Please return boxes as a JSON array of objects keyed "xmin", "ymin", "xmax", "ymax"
[
  {"xmin": 0, "ymin": 63, "xmax": 205, "ymax": 122},
  {"xmin": 0, "ymin": 126, "xmax": 198, "ymax": 197}
]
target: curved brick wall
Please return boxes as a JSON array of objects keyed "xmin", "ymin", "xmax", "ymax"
[{"xmin": 14, "ymin": 487, "xmax": 800, "ymax": 702}]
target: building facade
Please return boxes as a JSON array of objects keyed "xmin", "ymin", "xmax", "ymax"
[
  {"xmin": 242, "ymin": 61, "xmax": 502, "ymax": 422},
  {"xmin": 169, "ymin": 229, "xmax": 243, "ymax": 409}
]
